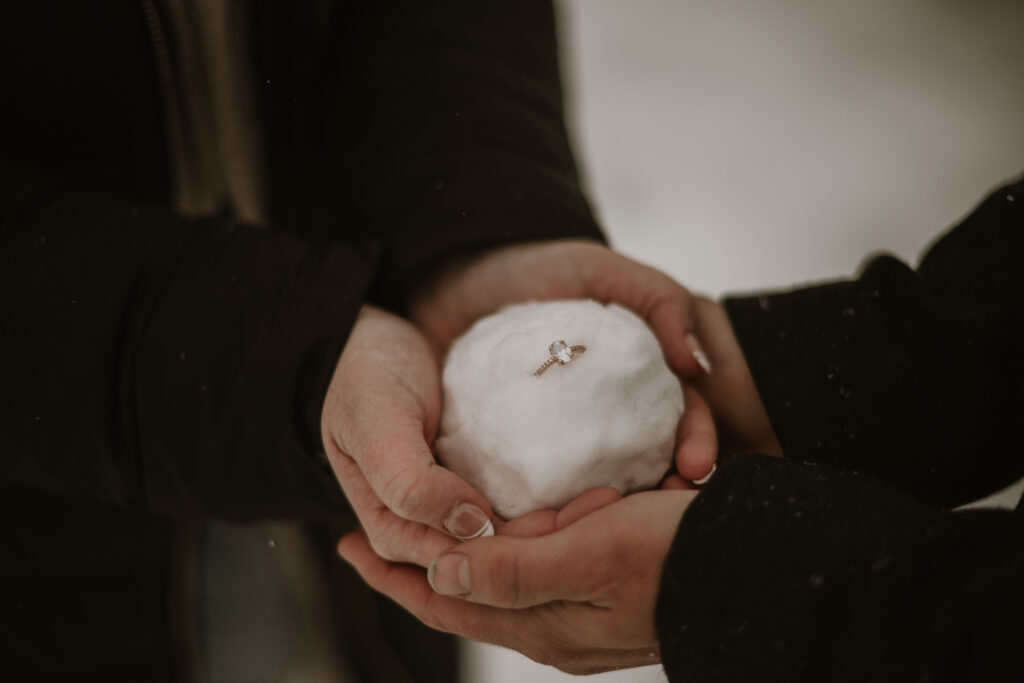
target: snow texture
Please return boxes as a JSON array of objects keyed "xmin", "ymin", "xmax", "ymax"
[{"xmin": 437, "ymin": 300, "xmax": 684, "ymax": 519}]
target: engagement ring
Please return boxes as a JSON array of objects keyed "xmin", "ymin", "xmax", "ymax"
[{"xmin": 534, "ymin": 340, "xmax": 586, "ymax": 377}]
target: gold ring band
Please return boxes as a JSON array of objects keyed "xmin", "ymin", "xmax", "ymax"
[{"xmin": 534, "ymin": 340, "xmax": 586, "ymax": 377}]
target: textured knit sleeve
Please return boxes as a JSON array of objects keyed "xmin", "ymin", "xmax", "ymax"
[
  {"xmin": 723, "ymin": 177, "xmax": 1024, "ymax": 507},
  {"xmin": 0, "ymin": 161, "xmax": 372, "ymax": 520},
  {"xmin": 656, "ymin": 454, "xmax": 1024, "ymax": 683}
]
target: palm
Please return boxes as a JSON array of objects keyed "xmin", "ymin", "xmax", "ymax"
[{"xmin": 322, "ymin": 306, "xmax": 494, "ymax": 567}]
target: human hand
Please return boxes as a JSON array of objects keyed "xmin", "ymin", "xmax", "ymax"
[
  {"xmin": 409, "ymin": 239, "xmax": 716, "ymax": 481},
  {"xmin": 337, "ymin": 488, "xmax": 697, "ymax": 674},
  {"xmin": 321, "ymin": 305, "xmax": 495, "ymax": 567},
  {"xmin": 687, "ymin": 296, "xmax": 782, "ymax": 460}
]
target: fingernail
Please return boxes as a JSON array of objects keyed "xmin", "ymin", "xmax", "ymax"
[
  {"xmin": 685, "ymin": 334, "xmax": 712, "ymax": 374},
  {"xmin": 692, "ymin": 463, "xmax": 717, "ymax": 486},
  {"xmin": 444, "ymin": 502, "xmax": 494, "ymax": 540},
  {"xmin": 428, "ymin": 553, "xmax": 471, "ymax": 596}
]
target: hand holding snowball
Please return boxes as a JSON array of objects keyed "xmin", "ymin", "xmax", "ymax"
[
  {"xmin": 323, "ymin": 241, "xmax": 718, "ymax": 571},
  {"xmin": 321, "ymin": 305, "xmax": 495, "ymax": 568},
  {"xmin": 337, "ymin": 487, "xmax": 699, "ymax": 675}
]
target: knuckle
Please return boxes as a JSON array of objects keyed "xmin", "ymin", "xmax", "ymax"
[
  {"xmin": 414, "ymin": 606, "xmax": 453, "ymax": 635},
  {"xmin": 366, "ymin": 532, "xmax": 399, "ymax": 562},
  {"xmin": 380, "ymin": 463, "xmax": 430, "ymax": 521},
  {"xmin": 398, "ymin": 520, "xmax": 448, "ymax": 565},
  {"xmin": 485, "ymin": 548, "xmax": 524, "ymax": 607},
  {"xmin": 530, "ymin": 643, "xmax": 574, "ymax": 670},
  {"xmin": 527, "ymin": 644, "xmax": 559, "ymax": 667},
  {"xmin": 370, "ymin": 515, "xmax": 444, "ymax": 566}
]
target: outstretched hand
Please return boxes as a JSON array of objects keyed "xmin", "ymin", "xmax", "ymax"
[
  {"xmin": 410, "ymin": 239, "xmax": 717, "ymax": 482},
  {"xmin": 321, "ymin": 305, "xmax": 495, "ymax": 568},
  {"xmin": 337, "ymin": 488, "xmax": 697, "ymax": 675}
]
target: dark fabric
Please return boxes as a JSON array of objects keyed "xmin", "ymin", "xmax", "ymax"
[
  {"xmin": 0, "ymin": 188, "xmax": 370, "ymax": 519},
  {"xmin": 0, "ymin": 1, "xmax": 602, "ymax": 679},
  {"xmin": 723, "ymin": 178, "xmax": 1024, "ymax": 508},
  {"xmin": 0, "ymin": 484, "xmax": 183, "ymax": 682},
  {"xmin": 249, "ymin": 0, "xmax": 604, "ymax": 311},
  {"xmin": 656, "ymin": 178, "xmax": 1024, "ymax": 682},
  {"xmin": 658, "ymin": 455, "xmax": 1024, "ymax": 683}
]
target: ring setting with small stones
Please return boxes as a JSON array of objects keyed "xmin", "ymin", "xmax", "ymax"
[{"xmin": 534, "ymin": 340, "xmax": 587, "ymax": 376}]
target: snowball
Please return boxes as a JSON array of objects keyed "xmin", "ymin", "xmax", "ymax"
[{"xmin": 437, "ymin": 300, "xmax": 684, "ymax": 519}]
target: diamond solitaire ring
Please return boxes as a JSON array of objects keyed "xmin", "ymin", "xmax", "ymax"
[{"xmin": 534, "ymin": 340, "xmax": 587, "ymax": 377}]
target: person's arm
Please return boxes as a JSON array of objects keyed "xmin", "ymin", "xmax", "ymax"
[
  {"xmin": 710, "ymin": 177, "xmax": 1024, "ymax": 506},
  {"xmin": 0, "ymin": 161, "xmax": 368, "ymax": 520},
  {"xmin": 365, "ymin": 0, "xmax": 606, "ymax": 309},
  {"xmin": 254, "ymin": 0, "xmax": 606, "ymax": 309},
  {"xmin": 657, "ymin": 454, "xmax": 1024, "ymax": 683}
]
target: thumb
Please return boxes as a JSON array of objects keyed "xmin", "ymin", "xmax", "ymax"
[
  {"xmin": 583, "ymin": 250, "xmax": 708, "ymax": 378},
  {"xmin": 427, "ymin": 532, "xmax": 603, "ymax": 608}
]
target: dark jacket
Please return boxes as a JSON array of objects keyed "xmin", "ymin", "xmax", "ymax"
[
  {"xmin": 657, "ymin": 177, "xmax": 1024, "ymax": 682},
  {"xmin": 0, "ymin": 2, "xmax": 603, "ymax": 679}
]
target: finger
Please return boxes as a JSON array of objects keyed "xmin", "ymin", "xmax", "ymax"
[
  {"xmin": 337, "ymin": 530, "xmax": 429, "ymax": 598},
  {"xmin": 497, "ymin": 508, "xmax": 561, "ymax": 538},
  {"xmin": 555, "ymin": 487, "xmax": 623, "ymax": 530},
  {"xmin": 674, "ymin": 384, "xmax": 718, "ymax": 481},
  {"xmin": 337, "ymin": 529, "xmax": 462, "ymax": 633},
  {"xmin": 496, "ymin": 508, "xmax": 560, "ymax": 538},
  {"xmin": 580, "ymin": 249, "xmax": 703, "ymax": 378},
  {"xmin": 338, "ymin": 530, "xmax": 559, "ymax": 655},
  {"xmin": 336, "ymin": 410, "xmax": 495, "ymax": 541},
  {"xmin": 340, "ymin": 532, "xmax": 659, "ymax": 673},
  {"xmin": 499, "ymin": 487, "xmax": 622, "ymax": 538},
  {"xmin": 550, "ymin": 647, "xmax": 662, "ymax": 676},
  {"xmin": 661, "ymin": 473, "xmax": 696, "ymax": 490},
  {"xmin": 427, "ymin": 486, "xmax": 693, "ymax": 611},
  {"xmin": 427, "ymin": 531, "xmax": 609, "ymax": 608},
  {"xmin": 333, "ymin": 451, "xmax": 459, "ymax": 566}
]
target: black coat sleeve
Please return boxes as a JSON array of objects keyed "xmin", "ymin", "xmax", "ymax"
[
  {"xmin": 655, "ymin": 177, "xmax": 1024, "ymax": 681},
  {"xmin": 255, "ymin": 0, "xmax": 605, "ymax": 311},
  {"xmin": 656, "ymin": 455, "xmax": 1024, "ymax": 683},
  {"xmin": 1, "ymin": 0, "xmax": 603, "ymax": 521},
  {"xmin": 0, "ymin": 162, "xmax": 371, "ymax": 520},
  {"xmin": 723, "ymin": 177, "xmax": 1024, "ymax": 507}
]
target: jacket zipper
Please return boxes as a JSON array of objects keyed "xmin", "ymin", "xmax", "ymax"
[{"xmin": 141, "ymin": 0, "xmax": 187, "ymax": 202}]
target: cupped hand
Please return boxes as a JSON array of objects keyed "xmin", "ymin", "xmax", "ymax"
[
  {"xmin": 337, "ymin": 488, "xmax": 698, "ymax": 675},
  {"xmin": 321, "ymin": 305, "xmax": 496, "ymax": 567},
  {"xmin": 410, "ymin": 239, "xmax": 717, "ymax": 482}
]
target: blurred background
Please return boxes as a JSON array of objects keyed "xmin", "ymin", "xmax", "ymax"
[{"xmin": 462, "ymin": 0, "xmax": 1024, "ymax": 680}]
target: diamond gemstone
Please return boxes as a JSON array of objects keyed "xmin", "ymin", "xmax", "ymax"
[{"xmin": 550, "ymin": 340, "xmax": 573, "ymax": 364}]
